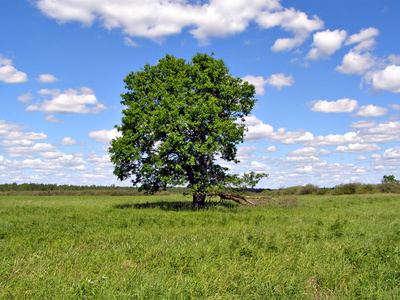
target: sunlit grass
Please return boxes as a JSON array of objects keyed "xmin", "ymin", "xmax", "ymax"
[{"xmin": 1, "ymin": 194, "xmax": 399, "ymax": 298}]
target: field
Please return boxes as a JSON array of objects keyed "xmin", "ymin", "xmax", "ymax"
[{"xmin": 1, "ymin": 194, "xmax": 399, "ymax": 299}]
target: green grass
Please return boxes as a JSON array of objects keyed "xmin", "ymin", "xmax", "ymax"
[{"xmin": 1, "ymin": 194, "xmax": 399, "ymax": 299}]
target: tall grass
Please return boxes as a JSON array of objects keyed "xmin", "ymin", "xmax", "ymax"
[{"xmin": 1, "ymin": 194, "xmax": 399, "ymax": 299}]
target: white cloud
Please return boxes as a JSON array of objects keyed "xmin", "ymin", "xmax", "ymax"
[
  {"xmin": 287, "ymin": 147, "xmax": 330, "ymax": 157},
  {"xmin": 388, "ymin": 54, "xmax": 400, "ymax": 65},
  {"xmin": 349, "ymin": 120, "xmax": 377, "ymax": 129},
  {"xmin": 382, "ymin": 146, "xmax": 400, "ymax": 159},
  {"xmin": 0, "ymin": 54, "xmax": 28, "ymax": 83},
  {"xmin": 88, "ymin": 128, "xmax": 121, "ymax": 143},
  {"xmin": 242, "ymin": 73, "xmax": 294, "ymax": 94},
  {"xmin": 257, "ymin": 8, "xmax": 323, "ymax": 51},
  {"xmin": 264, "ymin": 146, "xmax": 277, "ymax": 153},
  {"xmin": 87, "ymin": 151, "xmax": 113, "ymax": 169},
  {"xmin": 389, "ymin": 104, "xmax": 400, "ymax": 111},
  {"xmin": 242, "ymin": 75, "xmax": 268, "ymax": 96},
  {"xmin": 0, "ymin": 139, "xmax": 34, "ymax": 147},
  {"xmin": 124, "ymin": 37, "xmax": 140, "ymax": 47},
  {"xmin": 35, "ymin": 0, "xmax": 321, "ymax": 47},
  {"xmin": 249, "ymin": 161, "xmax": 270, "ymax": 172},
  {"xmin": 345, "ymin": 27, "xmax": 379, "ymax": 52},
  {"xmin": 61, "ymin": 137, "xmax": 76, "ymax": 146},
  {"xmin": 1, "ymin": 131, "xmax": 48, "ymax": 141},
  {"xmin": 307, "ymin": 29, "xmax": 347, "ymax": 60},
  {"xmin": 306, "ymin": 132, "xmax": 360, "ymax": 147},
  {"xmin": 3, "ymin": 143, "xmax": 58, "ymax": 158},
  {"xmin": 372, "ymin": 147, "xmax": 400, "ymax": 166},
  {"xmin": 296, "ymin": 165, "xmax": 313, "ymax": 173},
  {"xmin": 266, "ymin": 73, "xmax": 294, "ymax": 90},
  {"xmin": 310, "ymin": 98, "xmax": 358, "ymax": 113},
  {"xmin": 336, "ymin": 51, "xmax": 376, "ymax": 75},
  {"xmin": 354, "ymin": 105, "xmax": 388, "ymax": 118},
  {"xmin": 335, "ymin": 143, "xmax": 381, "ymax": 153},
  {"xmin": 17, "ymin": 92, "xmax": 34, "ymax": 103},
  {"xmin": 243, "ymin": 117, "xmax": 274, "ymax": 142},
  {"xmin": 45, "ymin": 115, "xmax": 64, "ymax": 123},
  {"xmin": 361, "ymin": 121, "xmax": 400, "ymax": 143},
  {"xmin": 26, "ymin": 87, "xmax": 107, "ymax": 114},
  {"xmin": 367, "ymin": 65, "xmax": 400, "ymax": 93},
  {"xmin": 38, "ymin": 73, "xmax": 59, "ymax": 83}
]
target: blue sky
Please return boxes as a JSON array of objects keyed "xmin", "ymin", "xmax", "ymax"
[{"xmin": 1, "ymin": 0, "xmax": 400, "ymax": 188}]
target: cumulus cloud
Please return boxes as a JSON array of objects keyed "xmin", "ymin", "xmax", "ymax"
[
  {"xmin": 37, "ymin": 73, "xmax": 59, "ymax": 83},
  {"xmin": 264, "ymin": 146, "xmax": 277, "ymax": 153},
  {"xmin": 307, "ymin": 29, "xmax": 347, "ymax": 60},
  {"xmin": 266, "ymin": 73, "xmax": 294, "ymax": 90},
  {"xmin": 26, "ymin": 87, "xmax": 107, "ymax": 114},
  {"xmin": 61, "ymin": 137, "xmax": 76, "ymax": 146},
  {"xmin": 287, "ymin": 147, "xmax": 330, "ymax": 157},
  {"xmin": 45, "ymin": 115, "xmax": 64, "ymax": 123},
  {"xmin": 371, "ymin": 147, "xmax": 400, "ymax": 166},
  {"xmin": 243, "ymin": 116, "xmax": 400, "ymax": 147},
  {"xmin": 242, "ymin": 116, "xmax": 274, "ymax": 142},
  {"xmin": 349, "ymin": 120, "xmax": 377, "ymax": 129},
  {"xmin": 310, "ymin": 98, "xmax": 358, "ymax": 113},
  {"xmin": 345, "ymin": 27, "xmax": 379, "ymax": 52},
  {"xmin": 17, "ymin": 92, "xmax": 34, "ymax": 103},
  {"xmin": 35, "ymin": 0, "xmax": 321, "ymax": 47},
  {"xmin": 335, "ymin": 143, "xmax": 381, "ymax": 153},
  {"xmin": 242, "ymin": 73, "xmax": 294, "ymax": 95},
  {"xmin": 87, "ymin": 152, "xmax": 113, "ymax": 169},
  {"xmin": 249, "ymin": 160, "xmax": 270, "ymax": 172},
  {"xmin": 3, "ymin": 143, "xmax": 59, "ymax": 159},
  {"xmin": 354, "ymin": 105, "xmax": 388, "ymax": 118},
  {"xmin": 336, "ymin": 51, "xmax": 376, "ymax": 75},
  {"xmin": 88, "ymin": 128, "xmax": 121, "ymax": 143},
  {"xmin": 366, "ymin": 65, "xmax": 400, "ymax": 93},
  {"xmin": 389, "ymin": 104, "xmax": 400, "ymax": 111},
  {"xmin": 242, "ymin": 75, "xmax": 268, "ymax": 96},
  {"xmin": 0, "ymin": 54, "xmax": 28, "ymax": 83},
  {"xmin": 257, "ymin": 8, "xmax": 323, "ymax": 51},
  {"xmin": 0, "ymin": 130, "xmax": 48, "ymax": 141}
]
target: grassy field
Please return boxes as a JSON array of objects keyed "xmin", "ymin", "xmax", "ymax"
[{"xmin": 0, "ymin": 194, "xmax": 399, "ymax": 299}]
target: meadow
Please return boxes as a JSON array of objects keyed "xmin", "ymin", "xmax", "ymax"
[{"xmin": 0, "ymin": 193, "xmax": 399, "ymax": 299}]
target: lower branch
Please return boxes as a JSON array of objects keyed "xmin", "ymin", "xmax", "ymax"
[{"xmin": 214, "ymin": 192, "xmax": 257, "ymax": 206}]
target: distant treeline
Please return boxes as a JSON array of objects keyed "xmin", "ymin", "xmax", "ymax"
[
  {"xmin": 0, "ymin": 181, "xmax": 399, "ymax": 196},
  {"xmin": 0, "ymin": 182, "xmax": 267, "ymax": 196}
]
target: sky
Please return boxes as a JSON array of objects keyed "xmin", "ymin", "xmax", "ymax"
[{"xmin": 1, "ymin": 0, "xmax": 400, "ymax": 189}]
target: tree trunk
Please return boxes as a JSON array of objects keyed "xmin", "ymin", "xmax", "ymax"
[{"xmin": 193, "ymin": 193, "xmax": 206, "ymax": 207}]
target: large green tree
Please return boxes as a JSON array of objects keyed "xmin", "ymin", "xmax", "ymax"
[{"xmin": 109, "ymin": 53, "xmax": 264, "ymax": 206}]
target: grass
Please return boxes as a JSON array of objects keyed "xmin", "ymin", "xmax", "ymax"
[{"xmin": 0, "ymin": 194, "xmax": 399, "ymax": 299}]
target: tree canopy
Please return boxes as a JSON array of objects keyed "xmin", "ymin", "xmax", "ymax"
[{"xmin": 109, "ymin": 53, "xmax": 266, "ymax": 206}]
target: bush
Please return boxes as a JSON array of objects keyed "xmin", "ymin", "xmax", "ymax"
[
  {"xmin": 333, "ymin": 183, "xmax": 361, "ymax": 195},
  {"xmin": 298, "ymin": 184, "xmax": 319, "ymax": 195},
  {"xmin": 357, "ymin": 184, "xmax": 378, "ymax": 194},
  {"xmin": 378, "ymin": 182, "xmax": 400, "ymax": 193}
]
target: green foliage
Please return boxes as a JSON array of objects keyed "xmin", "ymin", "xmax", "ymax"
[
  {"xmin": 382, "ymin": 175, "xmax": 400, "ymax": 184},
  {"xmin": 299, "ymin": 184, "xmax": 320, "ymax": 195},
  {"xmin": 333, "ymin": 183, "xmax": 361, "ymax": 195},
  {"xmin": 109, "ymin": 53, "xmax": 258, "ymax": 204},
  {"xmin": 223, "ymin": 172, "xmax": 269, "ymax": 193},
  {"xmin": 1, "ymin": 194, "xmax": 400, "ymax": 298}
]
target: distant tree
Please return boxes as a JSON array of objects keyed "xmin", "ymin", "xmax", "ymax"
[
  {"xmin": 381, "ymin": 175, "xmax": 399, "ymax": 184},
  {"xmin": 109, "ymin": 53, "xmax": 268, "ymax": 206}
]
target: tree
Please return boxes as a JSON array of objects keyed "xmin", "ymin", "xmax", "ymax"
[
  {"xmin": 109, "ymin": 53, "xmax": 267, "ymax": 206},
  {"xmin": 381, "ymin": 175, "xmax": 399, "ymax": 184}
]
